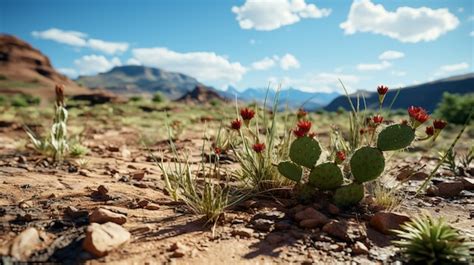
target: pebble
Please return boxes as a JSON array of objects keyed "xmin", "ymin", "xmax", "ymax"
[
  {"xmin": 82, "ymin": 222, "xmax": 130, "ymax": 257},
  {"xmin": 9, "ymin": 227, "xmax": 41, "ymax": 261},
  {"xmin": 294, "ymin": 207, "xmax": 329, "ymax": 224},
  {"xmin": 352, "ymin": 241, "xmax": 369, "ymax": 255},
  {"xmin": 64, "ymin": 206, "xmax": 89, "ymax": 219},
  {"xmin": 89, "ymin": 208, "xmax": 127, "ymax": 225},
  {"xmin": 252, "ymin": 218, "xmax": 274, "ymax": 232},
  {"xmin": 231, "ymin": 227, "xmax": 254, "ymax": 238},
  {"xmin": 322, "ymin": 220, "xmax": 350, "ymax": 241},
  {"xmin": 370, "ymin": 212, "xmax": 410, "ymax": 235},
  {"xmin": 169, "ymin": 242, "xmax": 189, "ymax": 258}
]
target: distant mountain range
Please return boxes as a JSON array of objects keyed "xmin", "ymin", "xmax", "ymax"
[
  {"xmin": 220, "ymin": 86, "xmax": 340, "ymax": 110},
  {"xmin": 325, "ymin": 73, "xmax": 474, "ymax": 112},
  {"xmin": 76, "ymin": 65, "xmax": 202, "ymax": 100}
]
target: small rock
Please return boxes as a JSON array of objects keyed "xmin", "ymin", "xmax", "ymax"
[
  {"xmin": 231, "ymin": 227, "xmax": 254, "ymax": 238},
  {"xmin": 107, "ymin": 145, "xmax": 120, "ymax": 152},
  {"xmin": 97, "ymin": 185, "xmax": 109, "ymax": 196},
  {"xmin": 82, "ymin": 222, "xmax": 130, "ymax": 257},
  {"xmin": 137, "ymin": 199, "xmax": 149, "ymax": 208},
  {"xmin": 329, "ymin": 243, "xmax": 344, "ymax": 251},
  {"xmin": 169, "ymin": 242, "xmax": 189, "ymax": 258},
  {"xmin": 436, "ymin": 181, "xmax": 464, "ymax": 197},
  {"xmin": 411, "ymin": 172, "xmax": 429, "ymax": 180},
  {"xmin": 352, "ymin": 241, "xmax": 369, "ymax": 255},
  {"xmin": 9, "ymin": 227, "xmax": 41, "ymax": 261},
  {"xmin": 252, "ymin": 219, "xmax": 274, "ymax": 232},
  {"xmin": 426, "ymin": 185, "xmax": 439, "ymax": 196},
  {"xmin": 327, "ymin": 204, "xmax": 340, "ymax": 215},
  {"xmin": 294, "ymin": 207, "xmax": 329, "ymax": 224},
  {"xmin": 299, "ymin": 218, "xmax": 326, "ymax": 229},
  {"xmin": 370, "ymin": 212, "xmax": 410, "ymax": 235},
  {"xmin": 322, "ymin": 220, "xmax": 349, "ymax": 241},
  {"xmin": 89, "ymin": 208, "xmax": 127, "ymax": 225},
  {"xmin": 131, "ymin": 171, "xmax": 145, "ymax": 181},
  {"xmin": 79, "ymin": 169, "xmax": 90, "ymax": 177},
  {"xmin": 64, "ymin": 206, "xmax": 89, "ymax": 219},
  {"xmin": 254, "ymin": 210, "xmax": 285, "ymax": 221}
]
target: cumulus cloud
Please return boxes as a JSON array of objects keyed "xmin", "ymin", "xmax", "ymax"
[
  {"xmin": 433, "ymin": 62, "xmax": 470, "ymax": 77},
  {"xmin": 87, "ymin": 39, "xmax": 129, "ymax": 54},
  {"xmin": 74, "ymin": 55, "xmax": 121, "ymax": 75},
  {"xmin": 379, "ymin": 50, "xmax": 405, "ymax": 60},
  {"xmin": 32, "ymin": 28, "xmax": 87, "ymax": 47},
  {"xmin": 340, "ymin": 0, "xmax": 459, "ymax": 43},
  {"xmin": 280, "ymin": 54, "xmax": 300, "ymax": 70},
  {"xmin": 32, "ymin": 28, "xmax": 128, "ymax": 54},
  {"xmin": 130, "ymin": 47, "xmax": 246, "ymax": 86},
  {"xmin": 357, "ymin": 61, "xmax": 391, "ymax": 71},
  {"xmin": 252, "ymin": 57, "xmax": 276, "ymax": 70},
  {"xmin": 232, "ymin": 0, "xmax": 331, "ymax": 31}
]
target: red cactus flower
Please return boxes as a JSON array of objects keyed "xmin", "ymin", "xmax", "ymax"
[
  {"xmin": 425, "ymin": 126, "xmax": 434, "ymax": 136},
  {"xmin": 293, "ymin": 128, "xmax": 306, "ymax": 138},
  {"xmin": 433, "ymin": 119, "xmax": 447, "ymax": 130},
  {"xmin": 230, "ymin": 119, "xmax": 242, "ymax": 130},
  {"xmin": 373, "ymin": 115, "xmax": 384, "ymax": 124},
  {"xmin": 408, "ymin": 106, "xmax": 429, "ymax": 124},
  {"xmin": 377, "ymin": 85, "xmax": 388, "ymax": 95},
  {"xmin": 297, "ymin": 108, "xmax": 307, "ymax": 119},
  {"xmin": 336, "ymin": 151, "xmax": 346, "ymax": 162},
  {"xmin": 252, "ymin": 143, "xmax": 265, "ymax": 153},
  {"xmin": 297, "ymin": 120, "xmax": 311, "ymax": 133},
  {"xmin": 240, "ymin": 108, "xmax": 255, "ymax": 121},
  {"xmin": 214, "ymin": 147, "xmax": 222, "ymax": 155}
]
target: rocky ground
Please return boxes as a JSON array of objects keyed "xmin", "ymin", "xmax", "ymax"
[{"xmin": 0, "ymin": 107, "xmax": 473, "ymax": 264}]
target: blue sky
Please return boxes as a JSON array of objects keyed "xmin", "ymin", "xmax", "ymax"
[{"xmin": 1, "ymin": 0, "xmax": 473, "ymax": 93}]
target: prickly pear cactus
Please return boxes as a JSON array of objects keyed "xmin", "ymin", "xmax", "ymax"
[
  {"xmin": 308, "ymin": 162, "xmax": 343, "ymax": 190},
  {"xmin": 350, "ymin": 146, "xmax": 385, "ymax": 183},
  {"xmin": 277, "ymin": 161, "xmax": 302, "ymax": 182},
  {"xmin": 289, "ymin": 136, "xmax": 321, "ymax": 168},
  {"xmin": 333, "ymin": 182, "xmax": 364, "ymax": 207},
  {"xmin": 377, "ymin": 124, "xmax": 415, "ymax": 151}
]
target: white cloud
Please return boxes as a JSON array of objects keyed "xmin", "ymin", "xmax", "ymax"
[
  {"xmin": 391, "ymin": 70, "xmax": 407, "ymax": 77},
  {"xmin": 32, "ymin": 28, "xmax": 87, "ymax": 47},
  {"xmin": 58, "ymin": 68, "xmax": 78, "ymax": 78},
  {"xmin": 357, "ymin": 61, "xmax": 391, "ymax": 71},
  {"xmin": 468, "ymin": 16, "xmax": 474, "ymax": 21},
  {"xmin": 457, "ymin": 7, "xmax": 464, "ymax": 13},
  {"xmin": 470, "ymin": 31, "xmax": 474, "ymax": 37},
  {"xmin": 130, "ymin": 47, "xmax": 247, "ymax": 86},
  {"xmin": 32, "ymin": 28, "xmax": 129, "ymax": 54},
  {"xmin": 232, "ymin": 0, "xmax": 331, "ymax": 31},
  {"xmin": 279, "ymin": 72, "xmax": 361, "ymax": 93},
  {"xmin": 439, "ymin": 62, "xmax": 470, "ymax": 72},
  {"xmin": 252, "ymin": 57, "xmax": 276, "ymax": 70},
  {"xmin": 126, "ymin": 58, "xmax": 142, "ymax": 65},
  {"xmin": 379, "ymin": 50, "xmax": 405, "ymax": 60},
  {"xmin": 74, "ymin": 55, "xmax": 121, "ymax": 76},
  {"xmin": 340, "ymin": 0, "xmax": 459, "ymax": 43},
  {"xmin": 280, "ymin": 53, "xmax": 300, "ymax": 70},
  {"xmin": 87, "ymin": 39, "xmax": 129, "ymax": 55}
]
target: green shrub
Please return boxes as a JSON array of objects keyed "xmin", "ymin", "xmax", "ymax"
[
  {"xmin": 152, "ymin": 92, "xmax": 165, "ymax": 103},
  {"xmin": 129, "ymin": 95, "xmax": 143, "ymax": 102},
  {"xmin": 435, "ymin": 92, "xmax": 474, "ymax": 124},
  {"xmin": 11, "ymin": 95, "xmax": 29, "ymax": 107},
  {"xmin": 0, "ymin": 74, "xmax": 7, "ymax": 80}
]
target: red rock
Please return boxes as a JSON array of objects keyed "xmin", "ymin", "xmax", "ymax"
[
  {"xmin": 82, "ymin": 222, "xmax": 130, "ymax": 257},
  {"xmin": 97, "ymin": 185, "xmax": 109, "ymax": 196},
  {"xmin": 322, "ymin": 220, "xmax": 349, "ymax": 241},
  {"xmin": 370, "ymin": 212, "xmax": 410, "ymax": 235},
  {"xmin": 461, "ymin": 177, "xmax": 474, "ymax": 190},
  {"xmin": 299, "ymin": 218, "xmax": 327, "ymax": 229},
  {"xmin": 294, "ymin": 207, "xmax": 329, "ymax": 224},
  {"xmin": 89, "ymin": 208, "xmax": 127, "ymax": 225},
  {"xmin": 231, "ymin": 227, "xmax": 254, "ymax": 238},
  {"xmin": 327, "ymin": 203, "xmax": 340, "ymax": 215},
  {"xmin": 435, "ymin": 181, "xmax": 464, "ymax": 197},
  {"xmin": 352, "ymin": 241, "xmax": 369, "ymax": 255},
  {"xmin": 131, "ymin": 171, "xmax": 145, "ymax": 181}
]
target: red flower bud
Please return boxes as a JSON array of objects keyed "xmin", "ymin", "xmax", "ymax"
[
  {"xmin": 240, "ymin": 108, "xmax": 255, "ymax": 121},
  {"xmin": 377, "ymin": 85, "xmax": 388, "ymax": 95},
  {"xmin": 373, "ymin": 115, "xmax": 384, "ymax": 124},
  {"xmin": 359, "ymin": 128, "xmax": 366, "ymax": 135},
  {"xmin": 425, "ymin": 126, "xmax": 434, "ymax": 136},
  {"xmin": 214, "ymin": 147, "xmax": 222, "ymax": 155},
  {"xmin": 230, "ymin": 119, "xmax": 242, "ymax": 130},
  {"xmin": 336, "ymin": 151, "xmax": 346, "ymax": 162},
  {"xmin": 252, "ymin": 143, "xmax": 265, "ymax": 153},
  {"xmin": 55, "ymin": 84, "xmax": 65, "ymax": 106},
  {"xmin": 433, "ymin": 119, "xmax": 447, "ymax": 130},
  {"xmin": 297, "ymin": 108, "xmax": 307, "ymax": 119},
  {"xmin": 408, "ymin": 106, "xmax": 429, "ymax": 124},
  {"xmin": 293, "ymin": 120, "xmax": 312, "ymax": 138}
]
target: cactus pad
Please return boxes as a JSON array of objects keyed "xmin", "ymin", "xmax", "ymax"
[
  {"xmin": 289, "ymin": 136, "xmax": 321, "ymax": 168},
  {"xmin": 350, "ymin": 146, "xmax": 385, "ymax": 183},
  {"xmin": 333, "ymin": 183, "xmax": 364, "ymax": 207},
  {"xmin": 277, "ymin": 161, "xmax": 302, "ymax": 182},
  {"xmin": 308, "ymin": 162, "xmax": 343, "ymax": 190},
  {"xmin": 377, "ymin": 124, "xmax": 415, "ymax": 151}
]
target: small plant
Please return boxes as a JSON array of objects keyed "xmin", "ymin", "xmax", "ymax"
[
  {"xmin": 25, "ymin": 85, "xmax": 71, "ymax": 162},
  {"xmin": 439, "ymin": 147, "xmax": 473, "ymax": 176},
  {"xmin": 152, "ymin": 92, "xmax": 165, "ymax": 103},
  {"xmin": 75, "ymin": 158, "xmax": 90, "ymax": 169},
  {"xmin": 69, "ymin": 143, "xmax": 89, "ymax": 157},
  {"xmin": 393, "ymin": 214, "xmax": 473, "ymax": 264},
  {"xmin": 277, "ymin": 84, "xmax": 448, "ymax": 207}
]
